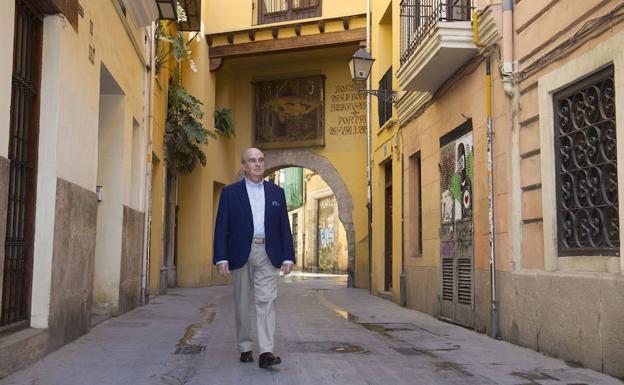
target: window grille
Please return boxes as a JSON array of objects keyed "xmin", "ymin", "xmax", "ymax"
[
  {"xmin": 554, "ymin": 66, "xmax": 618, "ymax": 256},
  {"xmin": 378, "ymin": 67, "xmax": 393, "ymax": 127}
]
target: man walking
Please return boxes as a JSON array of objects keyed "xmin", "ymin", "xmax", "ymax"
[{"xmin": 213, "ymin": 147, "xmax": 295, "ymax": 369}]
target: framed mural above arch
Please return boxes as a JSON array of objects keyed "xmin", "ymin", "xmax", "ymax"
[{"xmin": 253, "ymin": 75, "xmax": 325, "ymax": 149}]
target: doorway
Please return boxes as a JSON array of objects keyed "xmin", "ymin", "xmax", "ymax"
[
  {"xmin": 439, "ymin": 121, "xmax": 474, "ymax": 326},
  {"xmin": 93, "ymin": 65, "xmax": 125, "ymax": 315},
  {"xmin": 261, "ymin": 149, "xmax": 357, "ymax": 287},
  {"xmin": 163, "ymin": 165, "xmax": 178, "ymax": 289},
  {"xmin": 1, "ymin": 0, "xmax": 43, "ymax": 329},
  {"xmin": 384, "ymin": 161, "xmax": 393, "ymax": 292}
]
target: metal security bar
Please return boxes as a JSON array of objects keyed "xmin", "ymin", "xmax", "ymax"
[
  {"xmin": 258, "ymin": 0, "xmax": 321, "ymax": 25},
  {"xmin": 554, "ymin": 66, "xmax": 618, "ymax": 256},
  {"xmin": 400, "ymin": 0, "xmax": 473, "ymax": 65},
  {"xmin": 378, "ymin": 67, "xmax": 393, "ymax": 127},
  {"xmin": 1, "ymin": 0, "xmax": 42, "ymax": 328}
]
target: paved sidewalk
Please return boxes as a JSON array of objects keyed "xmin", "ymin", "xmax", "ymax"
[{"xmin": 1, "ymin": 273, "xmax": 622, "ymax": 385}]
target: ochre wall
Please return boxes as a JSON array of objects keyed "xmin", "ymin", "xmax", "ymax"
[
  {"xmin": 177, "ymin": 41, "xmax": 369, "ymax": 287},
  {"xmin": 204, "ymin": 0, "xmax": 366, "ymax": 34}
]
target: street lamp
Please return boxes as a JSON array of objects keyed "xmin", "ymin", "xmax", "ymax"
[
  {"xmin": 348, "ymin": 47, "xmax": 398, "ymax": 105},
  {"xmin": 156, "ymin": 0, "xmax": 178, "ymax": 20},
  {"xmin": 348, "ymin": 47, "xmax": 375, "ymax": 82}
]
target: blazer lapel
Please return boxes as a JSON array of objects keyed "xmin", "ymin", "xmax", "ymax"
[
  {"xmin": 239, "ymin": 180, "xmax": 254, "ymax": 227},
  {"xmin": 263, "ymin": 181, "xmax": 270, "ymax": 228}
]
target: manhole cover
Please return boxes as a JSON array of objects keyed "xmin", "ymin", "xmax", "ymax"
[
  {"xmin": 175, "ymin": 345, "xmax": 205, "ymax": 355},
  {"xmin": 290, "ymin": 341, "xmax": 368, "ymax": 354},
  {"xmin": 329, "ymin": 345, "xmax": 366, "ymax": 353}
]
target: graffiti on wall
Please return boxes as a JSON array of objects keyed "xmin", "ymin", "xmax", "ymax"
[
  {"xmin": 440, "ymin": 131, "xmax": 473, "ymax": 224},
  {"xmin": 318, "ymin": 196, "xmax": 338, "ymax": 273},
  {"xmin": 439, "ymin": 128, "xmax": 474, "ymax": 317}
]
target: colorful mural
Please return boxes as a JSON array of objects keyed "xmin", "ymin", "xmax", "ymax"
[{"xmin": 440, "ymin": 132, "xmax": 473, "ymax": 223}]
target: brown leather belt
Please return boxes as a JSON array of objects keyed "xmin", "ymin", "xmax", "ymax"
[{"xmin": 252, "ymin": 237, "xmax": 265, "ymax": 244}]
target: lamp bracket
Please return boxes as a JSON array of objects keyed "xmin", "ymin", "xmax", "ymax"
[{"xmin": 357, "ymin": 88, "xmax": 399, "ymax": 106}]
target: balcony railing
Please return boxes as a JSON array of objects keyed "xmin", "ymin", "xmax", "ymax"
[
  {"xmin": 400, "ymin": 0, "xmax": 473, "ymax": 64},
  {"xmin": 257, "ymin": 0, "xmax": 322, "ymax": 25}
]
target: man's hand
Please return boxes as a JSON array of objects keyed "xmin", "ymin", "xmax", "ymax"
[
  {"xmin": 282, "ymin": 263, "xmax": 293, "ymax": 276},
  {"xmin": 217, "ymin": 262, "xmax": 230, "ymax": 277}
]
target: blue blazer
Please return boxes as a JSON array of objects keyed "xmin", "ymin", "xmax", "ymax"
[{"xmin": 213, "ymin": 179, "xmax": 296, "ymax": 269}]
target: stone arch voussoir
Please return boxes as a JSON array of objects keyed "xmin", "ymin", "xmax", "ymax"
[{"xmin": 237, "ymin": 149, "xmax": 356, "ymax": 287}]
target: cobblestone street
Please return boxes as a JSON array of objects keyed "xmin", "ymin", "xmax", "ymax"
[{"xmin": 0, "ymin": 273, "xmax": 621, "ymax": 385}]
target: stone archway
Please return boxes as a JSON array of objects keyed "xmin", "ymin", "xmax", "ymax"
[{"xmin": 239, "ymin": 149, "xmax": 356, "ymax": 287}]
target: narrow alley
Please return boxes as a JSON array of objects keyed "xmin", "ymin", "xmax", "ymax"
[{"xmin": 1, "ymin": 274, "xmax": 619, "ymax": 385}]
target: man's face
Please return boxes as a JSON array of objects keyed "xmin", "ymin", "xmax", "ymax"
[{"xmin": 242, "ymin": 148, "xmax": 265, "ymax": 180}]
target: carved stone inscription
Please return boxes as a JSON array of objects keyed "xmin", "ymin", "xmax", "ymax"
[{"xmin": 328, "ymin": 84, "xmax": 366, "ymax": 136}]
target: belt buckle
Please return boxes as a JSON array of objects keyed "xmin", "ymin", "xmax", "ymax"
[{"xmin": 253, "ymin": 237, "xmax": 264, "ymax": 244}]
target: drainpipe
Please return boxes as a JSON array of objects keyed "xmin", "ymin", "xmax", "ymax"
[
  {"xmin": 502, "ymin": 0, "xmax": 514, "ymax": 96},
  {"xmin": 399, "ymin": 133, "xmax": 406, "ymax": 307},
  {"xmin": 140, "ymin": 23, "xmax": 156, "ymax": 306},
  {"xmin": 366, "ymin": 0, "xmax": 373, "ymax": 293},
  {"xmin": 485, "ymin": 58, "xmax": 500, "ymax": 339},
  {"xmin": 473, "ymin": 9, "xmax": 500, "ymax": 339}
]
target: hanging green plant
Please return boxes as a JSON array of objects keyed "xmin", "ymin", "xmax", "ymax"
[
  {"xmin": 166, "ymin": 81, "xmax": 216, "ymax": 174},
  {"xmin": 156, "ymin": 20, "xmax": 213, "ymax": 174},
  {"xmin": 214, "ymin": 108, "xmax": 235, "ymax": 137}
]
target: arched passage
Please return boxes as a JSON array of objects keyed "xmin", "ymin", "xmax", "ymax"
[{"xmin": 237, "ymin": 149, "xmax": 356, "ymax": 287}]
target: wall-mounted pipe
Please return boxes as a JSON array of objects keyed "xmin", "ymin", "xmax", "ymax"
[
  {"xmin": 473, "ymin": 9, "xmax": 500, "ymax": 339},
  {"xmin": 140, "ymin": 23, "xmax": 156, "ymax": 306},
  {"xmin": 502, "ymin": 0, "xmax": 514, "ymax": 96},
  {"xmin": 485, "ymin": 58, "xmax": 500, "ymax": 339},
  {"xmin": 399, "ymin": 132, "xmax": 406, "ymax": 307},
  {"xmin": 366, "ymin": 0, "xmax": 373, "ymax": 293},
  {"xmin": 472, "ymin": 10, "xmax": 485, "ymax": 47},
  {"xmin": 502, "ymin": 0, "xmax": 514, "ymax": 74}
]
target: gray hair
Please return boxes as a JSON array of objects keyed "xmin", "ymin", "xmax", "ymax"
[{"xmin": 241, "ymin": 148, "xmax": 263, "ymax": 164}]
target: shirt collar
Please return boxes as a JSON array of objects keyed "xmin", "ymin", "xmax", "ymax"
[{"xmin": 245, "ymin": 177, "xmax": 263, "ymax": 188}]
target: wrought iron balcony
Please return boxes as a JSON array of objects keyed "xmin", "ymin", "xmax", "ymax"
[
  {"xmin": 397, "ymin": 0, "xmax": 477, "ymax": 94},
  {"xmin": 400, "ymin": 0, "xmax": 473, "ymax": 65},
  {"xmin": 257, "ymin": 0, "xmax": 322, "ymax": 25}
]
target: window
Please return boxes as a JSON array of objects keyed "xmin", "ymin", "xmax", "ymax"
[
  {"xmin": 258, "ymin": 0, "xmax": 321, "ymax": 25},
  {"xmin": 554, "ymin": 66, "xmax": 618, "ymax": 256},
  {"xmin": 409, "ymin": 152, "xmax": 423, "ymax": 256},
  {"xmin": 378, "ymin": 67, "xmax": 393, "ymax": 127}
]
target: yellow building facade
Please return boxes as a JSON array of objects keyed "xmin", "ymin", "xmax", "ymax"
[
  {"xmin": 176, "ymin": 0, "xmax": 371, "ymax": 288},
  {"xmin": 1, "ymin": 0, "xmax": 623, "ymax": 379}
]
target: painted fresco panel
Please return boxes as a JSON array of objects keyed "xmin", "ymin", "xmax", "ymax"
[{"xmin": 254, "ymin": 75, "xmax": 325, "ymax": 149}]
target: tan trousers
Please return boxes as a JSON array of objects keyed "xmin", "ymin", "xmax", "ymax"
[{"xmin": 231, "ymin": 243, "xmax": 280, "ymax": 354}]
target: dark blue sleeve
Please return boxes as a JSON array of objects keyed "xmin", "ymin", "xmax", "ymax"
[
  {"xmin": 213, "ymin": 188, "xmax": 229, "ymax": 264},
  {"xmin": 279, "ymin": 188, "xmax": 296, "ymax": 263}
]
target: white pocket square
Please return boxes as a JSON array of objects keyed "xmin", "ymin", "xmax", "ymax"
[{"xmin": 272, "ymin": 201, "xmax": 280, "ymax": 206}]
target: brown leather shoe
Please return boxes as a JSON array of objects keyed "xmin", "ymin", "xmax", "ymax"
[
  {"xmin": 240, "ymin": 351, "xmax": 253, "ymax": 363},
  {"xmin": 259, "ymin": 352, "xmax": 281, "ymax": 369}
]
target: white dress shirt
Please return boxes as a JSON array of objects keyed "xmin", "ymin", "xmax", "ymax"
[
  {"xmin": 216, "ymin": 178, "xmax": 293, "ymax": 266},
  {"xmin": 246, "ymin": 178, "xmax": 266, "ymax": 238}
]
